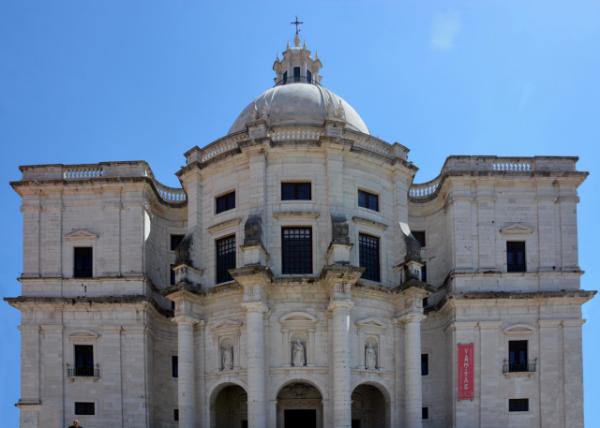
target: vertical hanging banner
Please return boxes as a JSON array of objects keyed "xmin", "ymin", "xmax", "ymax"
[{"xmin": 457, "ymin": 343, "xmax": 474, "ymax": 400}]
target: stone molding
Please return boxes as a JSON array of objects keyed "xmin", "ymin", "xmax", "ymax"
[
  {"xmin": 207, "ymin": 217, "xmax": 242, "ymax": 235},
  {"xmin": 351, "ymin": 215, "xmax": 389, "ymax": 230},
  {"xmin": 499, "ymin": 222, "xmax": 534, "ymax": 235},
  {"xmin": 64, "ymin": 228, "xmax": 98, "ymax": 240}
]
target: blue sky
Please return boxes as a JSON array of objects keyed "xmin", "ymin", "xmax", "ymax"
[{"xmin": 1, "ymin": 0, "xmax": 599, "ymax": 425}]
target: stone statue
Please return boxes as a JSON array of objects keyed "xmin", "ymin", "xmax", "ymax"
[
  {"xmin": 365, "ymin": 342, "xmax": 377, "ymax": 370},
  {"xmin": 221, "ymin": 345, "xmax": 233, "ymax": 371},
  {"xmin": 331, "ymin": 215, "xmax": 350, "ymax": 245},
  {"xmin": 292, "ymin": 339, "xmax": 306, "ymax": 367},
  {"xmin": 244, "ymin": 215, "xmax": 263, "ymax": 246},
  {"xmin": 175, "ymin": 233, "xmax": 193, "ymax": 266},
  {"xmin": 404, "ymin": 233, "xmax": 422, "ymax": 264}
]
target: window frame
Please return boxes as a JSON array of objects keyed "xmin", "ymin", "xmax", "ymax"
[
  {"xmin": 358, "ymin": 233, "xmax": 381, "ymax": 282},
  {"xmin": 508, "ymin": 398, "xmax": 529, "ymax": 412},
  {"xmin": 281, "ymin": 181, "xmax": 312, "ymax": 201},
  {"xmin": 357, "ymin": 189, "xmax": 380, "ymax": 212},
  {"xmin": 421, "ymin": 353, "xmax": 429, "ymax": 376},
  {"xmin": 508, "ymin": 340, "xmax": 528, "ymax": 372},
  {"xmin": 281, "ymin": 226, "xmax": 313, "ymax": 275},
  {"xmin": 215, "ymin": 190, "xmax": 236, "ymax": 215},
  {"xmin": 74, "ymin": 401, "xmax": 96, "ymax": 416},
  {"xmin": 74, "ymin": 344, "xmax": 95, "ymax": 377},
  {"xmin": 215, "ymin": 234, "xmax": 236, "ymax": 284},
  {"xmin": 506, "ymin": 240, "xmax": 527, "ymax": 273},
  {"xmin": 73, "ymin": 246, "xmax": 94, "ymax": 278},
  {"xmin": 170, "ymin": 234, "xmax": 185, "ymax": 251}
]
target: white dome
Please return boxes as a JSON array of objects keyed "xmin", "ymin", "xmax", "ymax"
[{"xmin": 228, "ymin": 83, "xmax": 369, "ymax": 135}]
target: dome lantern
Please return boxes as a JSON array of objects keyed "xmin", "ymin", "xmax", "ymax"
[{"xmin": 273, "ymin": 23, "xmax": 322, "ymax": 86}]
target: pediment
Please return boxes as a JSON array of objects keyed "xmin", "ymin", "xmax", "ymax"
[
  {"xmin": 503, "ymin": 323, "xmax": 535, "ymax": 336},
  {"xmin": 65, "ymin": 229, "xmax": 98, "ymax": 240},
  {"xmin": 280, "ymin": 311, "xmax": 317, "ymax": 323},
  {"xmin": 355, "ymin": 317, "xmax": 386, "ymax": 328},
  {"xmin": 210, "ymin": 319, "xmax": 243, "ymax": 331},
  {"xmin": 500, "ymin": 223, "xmax": 534, "ymax": 235},
  {"xmin": 68, "ymin": 329, "xmax": 100, "ymax": 342}
]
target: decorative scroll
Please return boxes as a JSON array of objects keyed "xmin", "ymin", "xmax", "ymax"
[{"xmin": 457, "ymin": 343, "xmax": 474, "ymax": 400}]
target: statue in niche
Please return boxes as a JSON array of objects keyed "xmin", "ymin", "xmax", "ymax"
[
  {"xmin": 221, "ymin": 345, "xmax": 233, "ymax": 371},
  {"xmin": 175, "ymin": 234, "xmax": 193, "ymax": 266},
  {"xmin": 365, "ymin": 342, "xmax": 378, "ymax": 370},
  {"xmin": 292, "ymin": 338, "xmax": 306, "ymax": 367},
  {"xmin": 244, "ymin": 215, "xmax": 263, "ymax": 246},
  {"xmin": 331, "ymin": 215, "xmax": 350, "ymax": 245}
]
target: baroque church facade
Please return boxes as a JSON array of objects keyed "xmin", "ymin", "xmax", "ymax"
[{"xmin": 7, "ymin": 33, "xmax": 593, "ymax": 428}]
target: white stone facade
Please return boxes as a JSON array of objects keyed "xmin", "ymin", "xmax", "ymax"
[{"xmin": 6, "ymin": 36, "xmax": 594, "ymax": 428}]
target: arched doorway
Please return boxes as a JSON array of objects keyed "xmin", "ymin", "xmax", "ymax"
[
  {"xmin": 211, "ymin": 384, "xmax": 248, "ymax": 428},
  {"xmin": 277, "ymin": 382, "xmax": 323, "ymax": 428},
  {"xmin": 351, "ymin": 383, "xmax": 389, "ymax": 428}
]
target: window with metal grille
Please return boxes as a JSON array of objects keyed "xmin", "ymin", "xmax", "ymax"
[
  {"xmin": 281, "ymin": 182, "xmax": 311, "ymax": 200},
  {"xmin": 358, "ymin": 189, "xmax": 379, "ymax": 211},
  {"xmin": 413, "ymin": 231, "xmax": 426, "ymax": 247},
  {"xmin": 216, "ymin": 235, "xmax": 236, "ymax": 283},
  {"xmin": 507, "ymin": 241, "xmax": 526, "ymax": 272},
  {"xmin": 359, "ymin": 233, "xmax": 380, "ymax": 282},
  {"xmin": 281, "ymin": 227, "xmax": 312, "ymax": 274},
  {"xmin": 421, "ymin": 353, "xmax": 429, "ymax": 376},
  {"xmin": 74, "ymin": 345, "xmax": 94, "ymax": 376},
  {"xmin": 73, "ymin": 247, "xmax": 93, "ymax": 278},
  {"xmin": 75, "ymin": 402, "xmax": 95, "ymax": 415},
  {"xmin": 508, "ymin": 398, "xmax": 529, "ymax": 412},
  {"xmin": 170, "ymin": 234, "xmax": 185, "ymax": 251},
  {"xmin": 171, "ymin": 355, "xmax": 178, "ymax": 378},
  {"xmin": 508, "ymin": 340, "xmax": 528, "ymax": 372},
  {"xmin": 216, "ymin": 191, "xmax": 235, "ymax": 214}
]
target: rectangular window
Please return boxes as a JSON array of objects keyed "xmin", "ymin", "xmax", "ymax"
[
  {"xmin": 74, "ymin": 344, "xmax": 94, "ymax": 377},
  {"xmin": 508, "ymin": 340, "xmax": 528, "ymax": 372},
  {"xmin": 507, "ymin": 241, "xmax": 526, "ymax": 272},
  {"xmin": 170, "ymin": 234, "xmax": 185, "ymax": 251},
  {"xmin": 74, "ymin": 402, "xmax": 95, "ymax": 415},
  {"xmin": 281, "ymin": 182, "xmax": 312, "ymax": 200},
  {"xmin": 359, "ymin": 233, "xmax": 380, "ymax": 282},
  {"xmin": 170, "ymin": 264, "xmax": 176, "ymax": 285},
  {"xmin": 73, "ymin": 247, "xmax": 93, "ymax": 278},
  {"xmin": 421, "ymin": 353, "xmax": 429, "ymax": 376},
  {"xmin": 293, "ymin": 66, "xmax": 301, "ymax": 82},
  {"xmin": 307, "ymin": 69, "xmax": 312, "ymax": 83},
  {"xmin": 358, "ymin": 189, "xmax": 379, "ymax": 211},
  {"xmin": 174, "ymin": 409, "xmax": 179, "ymax": 421},
  {"xmin": 216, "ymin": 235, "xmax": 236, "ymax": 283},
  {"xmin": 216, "ymin": 191, "xmax": 236, "ymax": 214},
  {"xmin": 283, "ymin": 71, "xmax": 288, "ymax": 84},
  {"xmin": 413, "ymin": 231, "xmax": 426, "ymax": 247},
  {"xmin": 282, "ymin": 227, "xmax": 312, "ymax": 274},
  {"xmin": 421, "ymin": 263, "xmax": 427, "ymax": 282},
  {"xmin": 508, "ymin": 398, "xmax": 529, "ymax": 412},
  {"xmin": 172, "ymin": 355, "xmax": 178, "ymax": 378},
  {"xmin": 422, "ymin": 407, "xmax": 429, "ymax": 420}
]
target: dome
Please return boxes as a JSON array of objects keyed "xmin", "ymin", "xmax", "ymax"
[{"xmin": 228, "ymin": 83, "xmax": 369, "ymax": 135}]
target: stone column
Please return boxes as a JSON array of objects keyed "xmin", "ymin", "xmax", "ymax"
[
  {"xmin": 402, "ymin": 313, "xmax": 424, "ymax": 428},
  {"xmin": 242, "ymin": 301, "xmax": 268, "ymax": 428},
  {"xmin": 174, "ymin": 315, "xmax": 198, "ymax": 428},
  {"xmin": 329, "ymin": 300, "xmax": 354, "ymax": 428}
]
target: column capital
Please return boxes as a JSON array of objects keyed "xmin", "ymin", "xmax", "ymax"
[
  {"xmin": 241, "ymin": 301, "xmax": 268, "ymax": 313},
  {"xmin": 173, "ymin": 314, "xmax": 202, "ymax": 325},
  {"xmin": 396, "ymin": 312, "xmax": 425, "ymax": 324},
  {"xmin": 328, "ymin": 300, "xmax": 354, "ymax": 312}
]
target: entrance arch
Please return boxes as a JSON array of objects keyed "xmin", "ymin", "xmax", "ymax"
[
  {"xmin": 277, "ymin": 381, "xmax": 323, "ymax": 428},
  {"xmin": 351, "ymin": 383, "xmax": 390, "ymax": 428},
  {"xmin": 211, "ymin": 383, "xmax": 248, "ymax": 428}
]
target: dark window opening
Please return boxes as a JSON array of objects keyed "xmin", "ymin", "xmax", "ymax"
[
  {"xmin": 216, "ymin": 235, "xmax": 236, "ymax": 283},
  {"xmin": 358, "ymin": 190, "xmax": 379, "ymax": 211},
  {"xmin": 171, "ymin": 355, "xmax": 178, "ymax": 378},
  {"xmin": 74, "ymin": 344, "xmax": 94, "ymax": 377},
  {"xmin": 293, "ymin": 67, "xmax": 301, "ymax": 82},
  {"xmin": 282, "ymin": 227, "xmax": 312, "ymax": 274},
  {"xmin": 216, "ymin": 191, "xmax": 236, "ymax": 214},
  {"xmin": 283, "ymin": 71, "xmax": 288, "ymax": 84},
  {"xmin": 73, "ymin": 247, "xmax": 93, "ymax": 278},
  {"xmin": 421, "ymin": 263, "xmax": 427, "ymax": 282},
  {"xmin": 422, "ymin": 297, "xmax": 429, "ymax": 308},
  {"xmin": 170, "ymin": 264, "xmax": 176, "ymax": 285},
  {"xmin": 352, "ymin": 420, "xmax": 361, "ymax": 428},
  {"xmin": 421, "ymin": 353, "xmax": 429, "ymax": 376},
  {"xmin": 307, "ymin": 70, "xmax": 312, "ymax": 83},
  {"xmin": 508, "ymin": 340, "xmax": 528, "ymax": 372},
  {"xmin": 359, "ymin": 233, "xmax": 380, "ymax": 282},
  {"xmin": 507, "ymin": 241, "xmax": 526, "ymax": 272},
  {"xmin": 422, "ymin": 407, "xmax": 429, "ymax": 420},
  {"xmin": 75, "ymin": 402, "xmax": 95, "ymax": 415},
  {"xmin": 413, "ymin": 231, "xmax": 426, "ymax": 247},
  {"xmin": 509, "ymin": 398, "xmax": 529, "ymax": 412},
  {"xmin": 174, "ymin": 409, "xmax": 179, "ymax": 421},
  {"xmin": 281, "ymin": 182, "xmax": 312, "ymax": 200},
  {"xmin": 170, "ymin": 234, "xmax": 185, "ymax": 251}
]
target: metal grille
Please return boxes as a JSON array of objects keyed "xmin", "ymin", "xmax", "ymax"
[
  {"xmin": 216, "ymin": 235, "xmax": 236, "ymax": 283},
  {"xmin": 216, "ymin": 191, "xmax": 236, "ymax": 214},
  {"xmin": 75, "ymin": 402, "xmax": 95, "ymax": 415},
  {"xmin": 281, "ymin": 182, "xmax": 311, "ymax": 200},
  {"xmin": 358, "ymin": 190, "xmax": 379, "ymax": 211},
  {"xmin": 359, "ymin": 233, "xmax": 380, "ymax": 282},
  {"xmin": 282, "ymin": 227, "xmax": 312, "ymax": 274}
]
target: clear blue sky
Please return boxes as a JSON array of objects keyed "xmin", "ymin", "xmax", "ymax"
[{"xmin": 1, "ymin": 0, "xmax": 599, "ymax": 425}]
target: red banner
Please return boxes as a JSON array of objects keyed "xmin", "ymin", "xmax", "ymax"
[{"xmin": 457, "ymin": 343, "xmax": 474, "ymax": 400}]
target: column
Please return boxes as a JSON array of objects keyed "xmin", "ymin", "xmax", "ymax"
[
  {"xmin": 403, "ymin": 313, "xmax": 424, "ymax": 428},
  {"xmin": 329, "ymin": 300, "xmax": 354, "ymax": 428},
  {"xmin": 243, "ymin": 302, "xmax": 268, "ymax": 428},
  {"xmin": 175, "ymin": 315, "xmax": 197, "ymax": 428}
]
